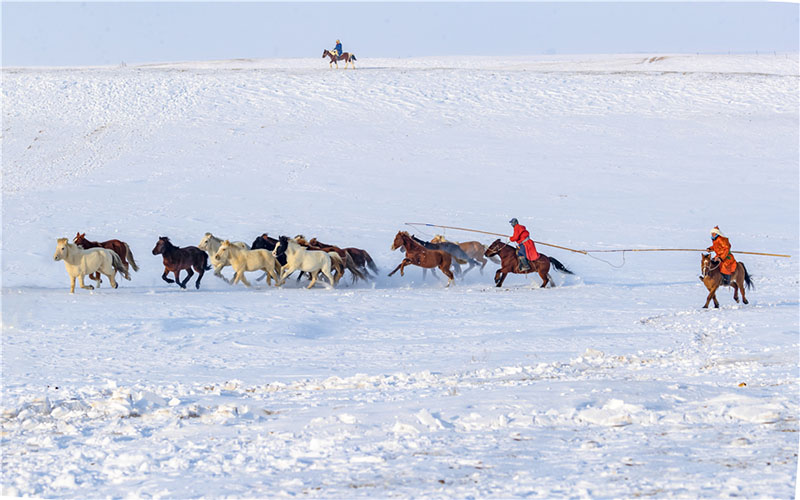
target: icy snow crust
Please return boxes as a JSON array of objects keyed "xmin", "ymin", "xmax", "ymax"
[{"xmin": 2, "ymin": 55, "xmax": 798, "ymax": 497}]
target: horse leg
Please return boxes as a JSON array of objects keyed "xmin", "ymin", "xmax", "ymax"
[
  {"xmin": 237, "ymin": 270, "xmax": 252, "ymax": 288},
  {"xmin": 194, "ymin": 264, "xmax": 205, "ymax": 289},
  {"xmin": 215, "ymin": 264, "xmax": 231, "ymax": 284},
  {"xmin": 388, "ymin": 262, "xmax": 403, "ymax": 277},
  {"xmin": 322, "ymin": 267, "xmax": 335, "ymax": 289},
  {"xmin": 70, "ymin": 276, "xmax": 76, "ymax": 294},
  {"xmin": 105, "ymin": 270, "xmax": 118, "ymax": 289},
  {"xmin": 703, "ymin": 285, "xmax": 718, "ymax": 308},
  {"xmin": 307, "ymin": 271, "xmax": 319, "ymax": 289},
  {"xmin": 90, "ymin": 271, "xmax": 102, "ymax": 285},
  {"xmin": 79, "ymin": 275, "xmax": 94, "ymax": 290},
  {"xmin": 539, "ymin": 269, "xmax": 549, "ymax": 288},
  {"xmin": 162, "ymin": 268, "xmax": 175, "ymax": 284},
  {"xmin": 496, "ymin": 269, "xmax": 510, "ymax": 288},
  {"xmin": 732, "ymin": 280, "xmax": 740, "ymax": 303},
  {"xmin": 441, "ymin": 264, "xmax": 455, "ymax": 287},
  {"xmin": 178, "ymin": 269, "xmax": 191, "ymax": 289}
]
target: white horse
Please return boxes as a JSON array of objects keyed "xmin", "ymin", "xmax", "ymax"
[
  {"xmin": 198, "ymin": 232, "xmax": 249, "ymax": 283},
  {"xmin": 53, "ymin": 238, "xmax": 126, "ymax": 293},
  {"xmin": 213, "ymin": 240, "xmax": 281, "ymax": 287},
  {"xmin": 272, "ymin": 236, "xmax": 335, "ymax": 289}
]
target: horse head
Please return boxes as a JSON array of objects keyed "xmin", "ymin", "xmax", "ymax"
[
  {"xmin": 214, "ymin": 240, "xmax": 232, "ymax": 262},
  {"xmin": 484, "ymin": 239, "xmax": 505, "ymax": 257},
  {"xmin": 152, "ymin": 236, "xmax": 169, "ymax": 255},
  {"xmin": 54, "ymin": 237, "xmax": 70, "ymax": 261},
  {"xmin": 273, "ymin": 236, "xmax": 290, "ymax": 258},
  {"xmin": 391, "ymin": 231, "xmax": 407, "ymax": 251},
  {"xmin": 198, "ymin": 232, "xmax": 214, "ymax": 251},
  {"xmin": 701, "ymin": 253, "xmax": 713, "ymax": 277},
  {"xmin": 322, "ymin": 49, "xmax": 329, "ymax": 59}
]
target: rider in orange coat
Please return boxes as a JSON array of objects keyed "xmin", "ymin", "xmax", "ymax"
[
  {"xmin": 509, "ymin": 218, "xmax": 540, "ymax": 272},
  {"xmin": 707, "ymin": 226, "xmax": 736, "ymax": 284}
]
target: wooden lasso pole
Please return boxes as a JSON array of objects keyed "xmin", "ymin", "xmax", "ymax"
[
  {"xmin": 404, "ymin": 223, "xmax": 791, "ymax": 258},
  {"xmin": 405, "ymin": 223, "xmax": 589, "ymax": 254}
]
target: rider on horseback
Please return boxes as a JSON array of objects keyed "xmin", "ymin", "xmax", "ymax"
[
  {"xmin": 332, "ymin": 39, "xmax": 342, "ymax": 57},
  {"xmin": 707, "ymin": 226, "xmax": 736, "ymax": 285},
  {"xmin": 509, "ymin": 218, "xmax": 540, "ymax": 272}
]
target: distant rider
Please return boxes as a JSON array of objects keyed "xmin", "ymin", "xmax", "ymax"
[
  {"xmin": 332, "ymin": 39, "xmax": 343, "ymax": 57},
  {"xmin": 707, "ymin": 226, "xmax": 736, "ymax": 285},
  {"xmin": 509, "ymin": 218, "xmax": 540, "ymax": 272}
]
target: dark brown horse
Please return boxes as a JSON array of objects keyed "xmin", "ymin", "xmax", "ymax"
[
  {"xmin": 151, "ymin": 236, "xmax": 210, "ymax": 289},
  {"xmin": 388, "ymin": 231, "xmax": 454, "ymax": 286},
  {"xmin": 322, "ymin": 49, "xmax": 357, "ymax": 69},
  {"xmin": 74, "ymin": 232, "xmax": 136, "ymax": 283},
  {"xmin": 700, "ymin": 253, "xmax": 752, "ymax": 308},
  {"xmin": 309, "ymin": 237, "xmax": 378, "ymax": 279},
  {"xmin": 484, "ymin": 239, "xmax": 573, "ymax": 288}
]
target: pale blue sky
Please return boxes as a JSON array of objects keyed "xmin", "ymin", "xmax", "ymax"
[{"xmin": 2, "ymin": 2, "xmax": 798, "ymax": 66}]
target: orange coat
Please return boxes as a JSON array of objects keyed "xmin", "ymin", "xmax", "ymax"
[
  {"xmin": 708, "ymin": 236, "xmax": 737, "ymax": 275},
  {"xmin": 510, "ymin": 224, "xmax": 540, "ymax": 261}
]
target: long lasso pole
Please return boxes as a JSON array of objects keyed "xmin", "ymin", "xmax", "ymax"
[
  {"xmin": 404, "ymin": 223, "xmax": 791, "ymax": 258},
  {"xmin": 405, "ymin": 223, "xmax": 588, "ymax": 254}
]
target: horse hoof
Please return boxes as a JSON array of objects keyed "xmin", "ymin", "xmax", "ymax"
[{"xmin": 743, "ymin": 299, "xmax": 749, "ymax": 304}]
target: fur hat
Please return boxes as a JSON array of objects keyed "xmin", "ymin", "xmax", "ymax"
[{"xmin": 710, "ymin": 226, "xmax": 723, "ymax": 237}]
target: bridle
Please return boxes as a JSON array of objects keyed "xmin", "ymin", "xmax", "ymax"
[{"xmin": 701, "ymin": 256, "xmax": 721, "ymax": 278}]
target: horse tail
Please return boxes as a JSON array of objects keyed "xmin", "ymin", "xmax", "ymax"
[
  {"xmin": 741, "ymin": 262, "xmax": 754, "ymax": 290},
  {"xmin": 548, "ymin": 256, "xmax": 574, "ymax": 275},
  {"xmin": 351, "ymin": 54, "xmax": 357, "ymax": 61},
  {"xmin": 453, "ymin": 256, "xmax": 467, "ymax": 265},
  {"xmin": 345, "ymin": 253, "xmax": 367, "ymax": 283},
  {"xmin": 110, "ymin": 250, "xmax": 130, "ymax": 280},
  {"xmin": 365, "ymin": 252, "xmax": 378, "ymax": 273},
  {"xmin": 203, "ymin": 252, "xmax": 212, "ymax": 271},
  {"xmin": 125, "ymin": 243, "xmax": 139, "ymax": 272}
]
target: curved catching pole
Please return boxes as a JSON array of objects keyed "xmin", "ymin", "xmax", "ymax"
[{"xmin": 404, "ymin": 223, "xmax": 791, "ymax": 258}]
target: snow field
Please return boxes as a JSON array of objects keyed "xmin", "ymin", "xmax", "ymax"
[{"xmin": 2, "ymin": 54, "xmax": 798, "ymax": 497}]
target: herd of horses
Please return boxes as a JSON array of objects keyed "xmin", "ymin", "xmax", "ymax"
[{"xmin": 53, "ymin": 231, "xmax": 752, "ymax": 308}]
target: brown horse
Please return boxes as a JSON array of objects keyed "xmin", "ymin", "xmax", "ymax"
[
  {"xmin": 388, "ymin": 231, "xmax": 454, "ymax": 286},
  {"xmin": 484, "ymin": 239, "xmax": 573, "ymax": 288},
  {"xmin": 322, "ymin": 49, "xmax": 357, "ymax": 69},
  {"xmin": 74, "ymin": 232, "xmax": 136, "ymax": 283},
  {"xmin": 700, "ymin": 253, "xmax": 752, "ymax": 308},
  {"xmin": 431, "ymin": 234, "xmax": 499, "ymax": 274},
  {"xmin": 151, "ymin": 236, "xmax": 211, "ymax": 289},
  {"xmin": 309, "ymin": 237, "xmax": 378, "ymax": 279}
]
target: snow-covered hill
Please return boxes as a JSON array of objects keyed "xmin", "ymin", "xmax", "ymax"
[{"xmin": 2, "ymin": 55, "xmax": 798, "ymax": 498}]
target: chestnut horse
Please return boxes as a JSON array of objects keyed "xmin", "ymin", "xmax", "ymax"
[
  {"xmin": 151, "ymin": 236, "xmax": 211, "ymax": 289},
  {"xmin": 700, "ymin": 253, "xmax": 752, "ymax": 308},
  {"xmin": 484, "ymin": 239, "xmax": 573, "ymax": 288},
  {"xmin": 388, "ymin": 231, "xmax": 454, "ymax": 286},
  {"xmin": 74, "ymin": 232, "xmax": 138, "ymax": 283},
  {"xmin": 309, "ymin": 238, "xmax": 378, "ymax": 278},
  {"xmin": 322, "ymin": 49, "xmax": 357, "ymax": 69}
]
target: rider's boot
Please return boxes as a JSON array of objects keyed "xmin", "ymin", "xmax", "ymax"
[
  {"xmin": 518, "ymin": 256, "xmax": 530, "ymax": 272},
  {"xmin": 721, "ymin": 273, "xmax": 731, "ymax": 286}
]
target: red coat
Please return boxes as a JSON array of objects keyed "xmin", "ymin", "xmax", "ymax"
[
  {"xmin": 708, "ymin": 236, "xmax": 737, "ymax": 275},
  {"xmin": 510, "ymin": 224, "xmax": 540, "ymax": 261}
]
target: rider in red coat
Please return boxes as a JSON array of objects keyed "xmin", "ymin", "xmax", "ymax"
[
  {"xmin": 707, "ymin": 226, "xmax": 736, "ymax": 284},
  {"xmin": 509, "ymin": 218, "xmax": 540, "ymax": 272}
]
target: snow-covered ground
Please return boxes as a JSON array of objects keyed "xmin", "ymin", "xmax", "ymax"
[{"xmin": 2, "ymin": 55, "xmax": 798, "ymax": 498}]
